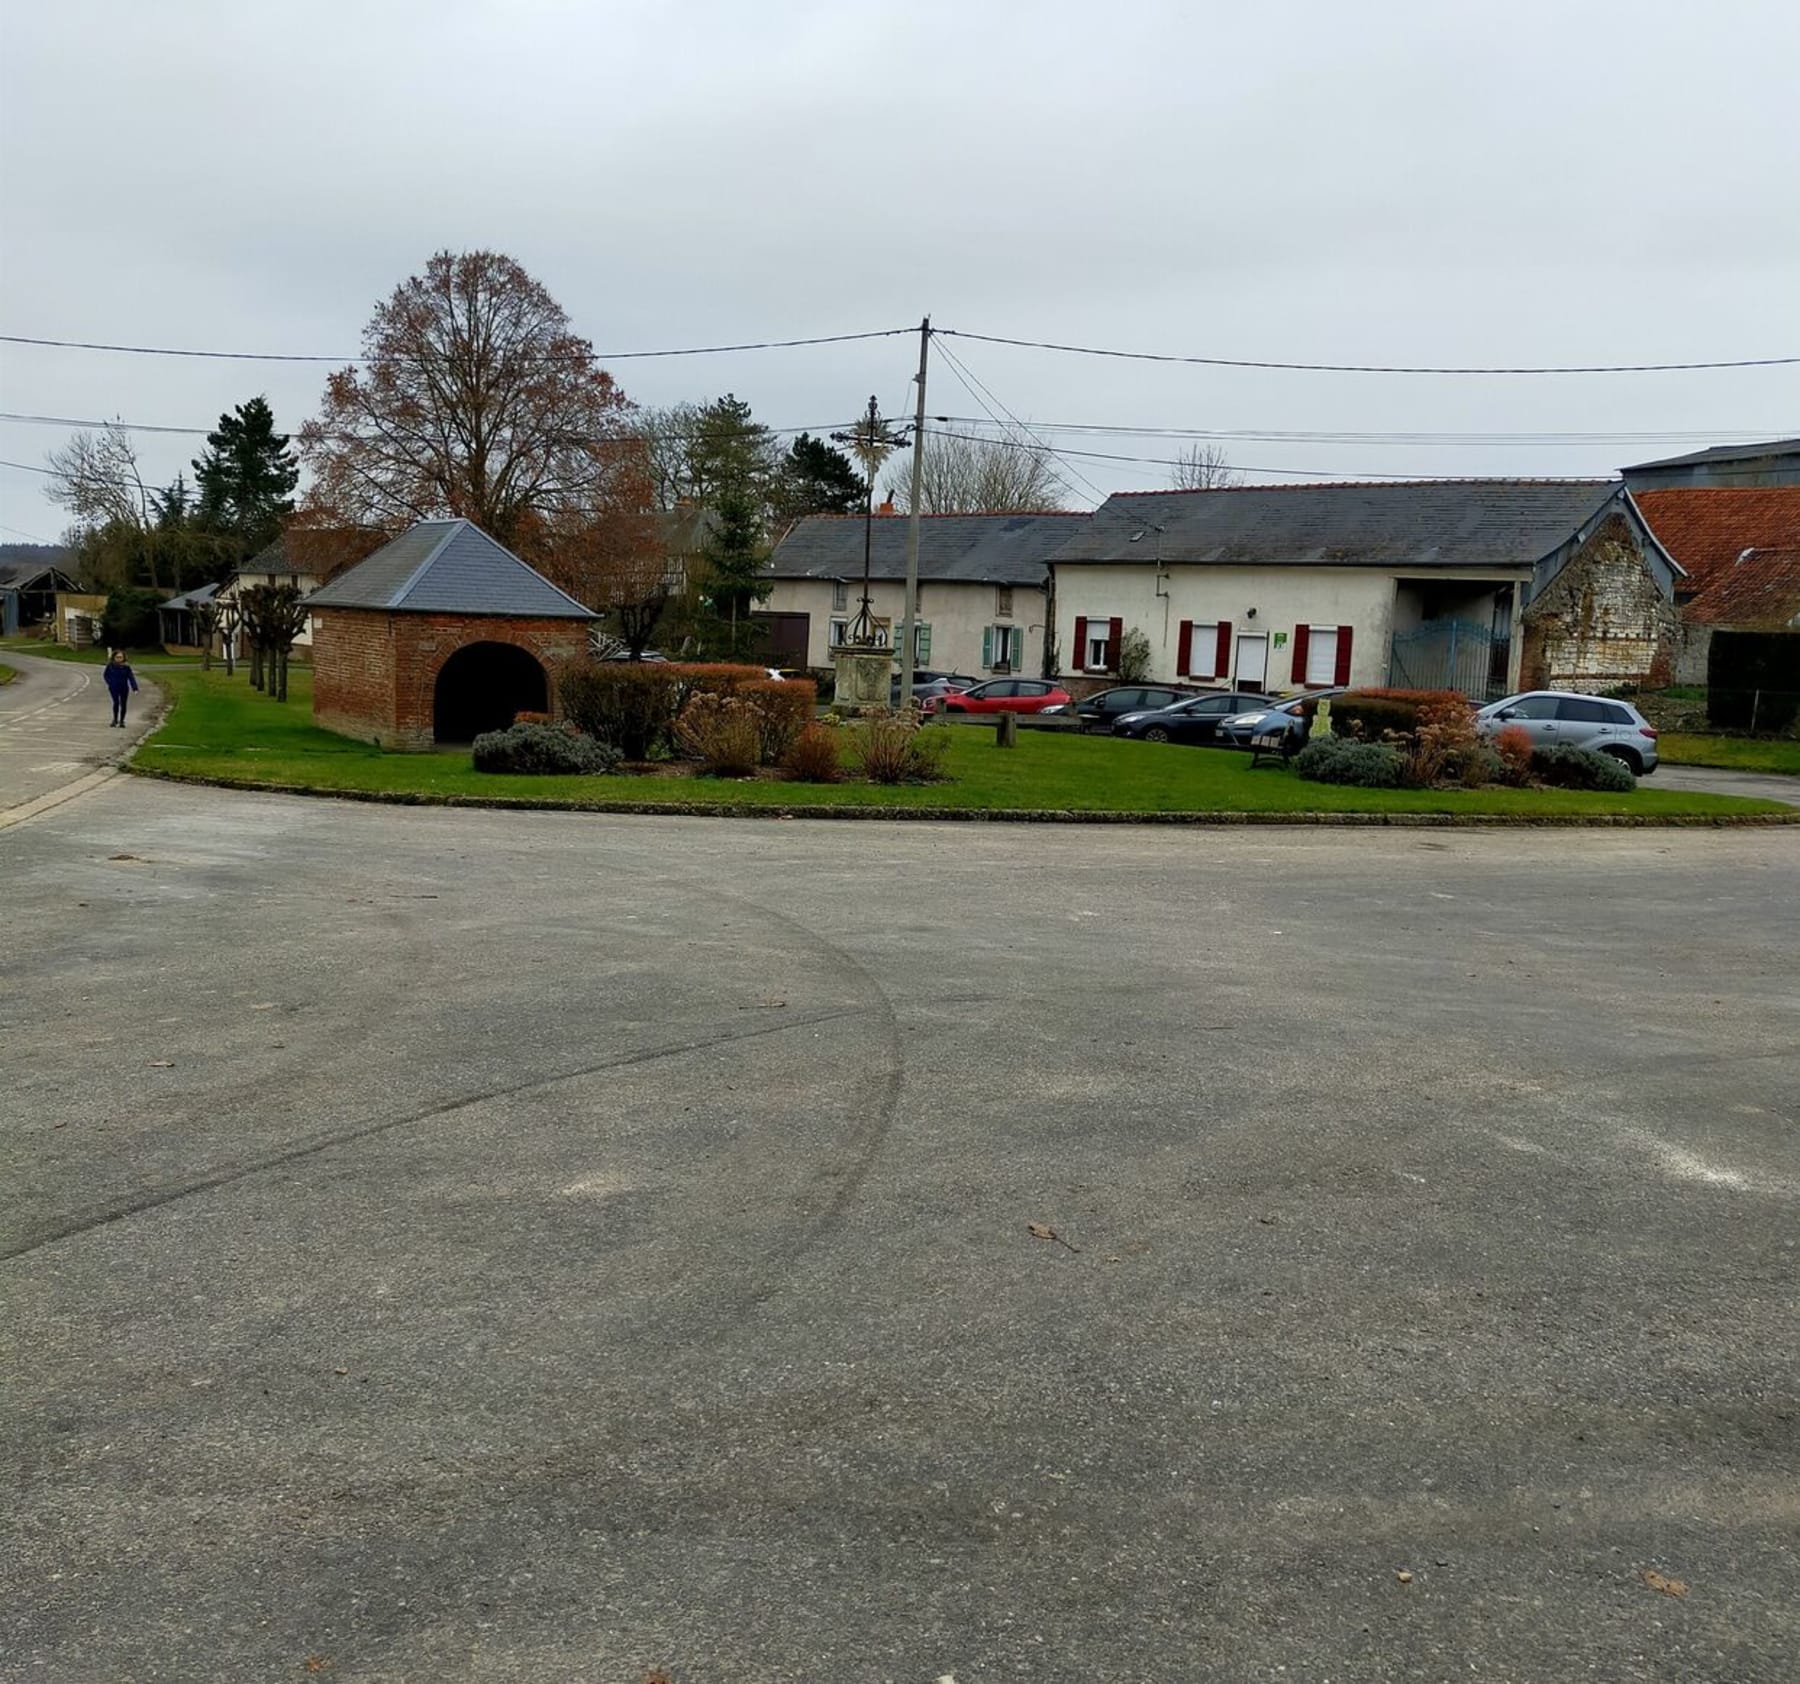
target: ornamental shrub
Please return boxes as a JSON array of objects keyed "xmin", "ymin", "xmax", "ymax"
[
  {"xmin": 849, "ymin": 707, "xmax": 950, "ymax": 784},
  {"xmin": 780, "ymin": 720, "xmax": 844, "ymax": 783},
  {"xmin": 1292, "ymin": 735, "xmax": 1406, "ymax": 787},
  {"xmin": 1493, "ymin": 725, "xmax": 1534, "ymax": 786},
  {"xmin": 471, "ymin": 721, "xmax": 621, "ymax": 775},
  {"xmin": 1532, "ymin": 743, "xmax": 1637, "ymax": 792},
  {"xmin": 740, "ymin": 677, "xmax": 817, "ymax": 765},
  {"xmin": 674, "ymin": 693, "xmax": 763, "ymax": 777},
  {"xmin": 1304, "ymin": 687, "xmax": 1465, "ymax": 743},
  {"xmin": 559, "ymin": 660, "xmax": 770, "ymax": 758}
]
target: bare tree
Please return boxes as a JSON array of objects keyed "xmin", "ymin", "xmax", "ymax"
[
  {"xmin": 46, "ymin": 422, "xmax": 153, "ymax": 533},
  {"xmin": 888, "ymin": 432, "xmax": 1066, "ymax": 514},
  {"xmin": 297, "ymin": 250, "xmax": 649, "ymax": 571},
  {"xmin": 1169, "ymin": 442, "xmax": 1242, "ymax": 491}
]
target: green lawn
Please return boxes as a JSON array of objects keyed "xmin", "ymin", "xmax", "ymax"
[
  {"xmin": 0, "ymin": 662, "xmax": 16, "ymax": 685},
  {"xmin": 0, "ymin": 638, "xmax": 190, "ymax": 668},
  {"xmin": 128, "ymin": 669, "xmax": 1789, "ymax": 821},
  {"xmin": 1656, "ymin": 732, "xmax": 1800, "ymax": 776}
]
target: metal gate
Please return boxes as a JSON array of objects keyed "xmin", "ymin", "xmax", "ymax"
[{"xmin": 1388, "ymin": 619, "xmax": 1510, "ymax": 700}]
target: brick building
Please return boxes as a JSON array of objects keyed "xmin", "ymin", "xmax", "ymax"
[{"xmin": 306, "ymin": 519, "xmax": 595, "ymax": 750}]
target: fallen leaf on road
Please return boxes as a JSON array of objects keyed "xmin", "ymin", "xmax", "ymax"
[
  {"xmin": 148, "ymin": 1060, "xmax": 174, "ymax": 1069},
  {"xmin": 1027, "ymin": 1222, "xmax": 1081, "ymax": 1254},
  {"xmin": 107, "ymin": 853, "xmax": 144, "ymax": 862},
  {"xmin": 302, "ymin": 1660, "xmax": 332, "ymax": 1674},
  {"xmin": 1396, "ymin": 1569, "xmax": 1414, "ymax": 1584},
  {"xmin": 1642, "ymin": 1569, "xmax": 1688, "ymax": 1597}
]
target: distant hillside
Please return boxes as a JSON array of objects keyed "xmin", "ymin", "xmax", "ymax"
[{"xmin": 0, "ymin": 542, "xmax": 74, "ymax": 569}]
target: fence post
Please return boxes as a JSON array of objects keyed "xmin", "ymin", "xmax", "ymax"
[{"xmin": 995, "ymin": 712, "xmax": 1018, "ymax": 749}]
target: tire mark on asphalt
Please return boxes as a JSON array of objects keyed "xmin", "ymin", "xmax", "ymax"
[{"xmin": 1, "ymin": 1007, "xmax": 859, "ymax": 1261}]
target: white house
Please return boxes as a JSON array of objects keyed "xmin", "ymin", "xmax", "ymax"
[
  {"xmin": 761, "ymin": 511, "xmax": 1084, "ymax": 676},
  {"xmin": 1050, "ymin": 481, "xmax": 1679, "ymax": 700},
  {"xmin": 215, "ymin": 535, "xmax": 326, "ymax": 659}
]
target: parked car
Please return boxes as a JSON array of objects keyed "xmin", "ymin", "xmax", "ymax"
[
  {"xmin": 1475, "ymin": 690, "xmax": 1660, "ymax": 773},
  {"xmin": 893, "ymin": 672, "xmax": 979, "ymax": 708},
  {"xmin": 926, "ymin": 678, "xmax": 1072, "ymax": 715},
  {"xmin": 1063, "ymin": 685, "xmax": 1195, "ymax": 733},
  {"xmin": 1217, "ymin": 688, "xmax": 1348, "ymax": 750},
  {"xmin": 1114, "ymin": 690, "xmax": 1273, "ymax": 745}
]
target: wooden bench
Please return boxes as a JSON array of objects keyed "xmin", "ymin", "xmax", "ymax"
[{"xmin": 1248, "ymin": 725, "xmax": 1292, "ymax": 767}]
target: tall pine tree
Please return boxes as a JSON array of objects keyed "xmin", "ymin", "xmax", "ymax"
[
  {"xmin": 192, "ymin": 396, "xmax": 299, "ymax": 560},
  {"xmin": 701, "ymin": 483, "xmax": 771, "ymax": 652},
  {"xmin": 770, "ymin": 432, "xmax": 865, "ymax": 528}
]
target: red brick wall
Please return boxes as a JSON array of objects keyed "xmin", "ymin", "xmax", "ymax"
[{"xmin": 313, "ymin": 609, "xmax": 592, "ymax": 750}]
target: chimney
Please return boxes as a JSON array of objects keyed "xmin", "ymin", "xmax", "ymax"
[{"xmin": 878, "ymin": 498, "xmax": 896, "ymax": 516}]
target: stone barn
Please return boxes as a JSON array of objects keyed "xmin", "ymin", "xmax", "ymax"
[{"xmin": 306, "ymin": 519, "xmax": 595, "ymax": 750}]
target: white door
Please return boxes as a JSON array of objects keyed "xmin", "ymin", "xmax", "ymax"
[{"xmin": 1236, "ymin": 633, "xmax": 1268, "ymax": 690}]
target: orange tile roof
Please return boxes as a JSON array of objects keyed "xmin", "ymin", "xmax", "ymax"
[
  {"xmin": 1632, "ymin": 488, "xmax": 1800, "ymax": 594},
  {"xmin": 1684, "ymin": 545, "xmax": 1800, "ymax": 629}
]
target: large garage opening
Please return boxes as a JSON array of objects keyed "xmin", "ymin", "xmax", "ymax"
[{"xmin": 432, "ymin": 641, "xmax": 548, "ymax": 743}]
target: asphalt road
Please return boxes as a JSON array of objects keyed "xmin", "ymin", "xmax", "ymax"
[
  {"xmin": 3, "ymin": 780, "xmax": 1796, "ymax": 1682},
  {"xmin": 0, "ymin": 652, "xmax": 162, "ymax": 820}
]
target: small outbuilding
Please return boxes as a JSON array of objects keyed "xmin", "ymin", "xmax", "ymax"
[{"xmin": 306, "ymin": 519, "xmax": 595, "ymax": 750}]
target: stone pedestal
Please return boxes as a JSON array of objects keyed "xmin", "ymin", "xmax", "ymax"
[{"xmin": 831, "ymin": 645, "xmax": 892, "ymax": 714}]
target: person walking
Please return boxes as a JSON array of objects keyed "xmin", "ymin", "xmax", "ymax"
[{"xmin": 103, "ymin": 650, "xmax": 139, "ymax": 727}]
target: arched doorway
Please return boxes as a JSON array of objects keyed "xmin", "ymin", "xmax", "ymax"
[{"xmin": 432, "ymin": 641, "xmax": 548, "ymax": 743}]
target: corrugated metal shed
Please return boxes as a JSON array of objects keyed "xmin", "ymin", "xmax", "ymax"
[{"xmin": 304, "ymin": 520, "xmax": 594, "ymax": 619}]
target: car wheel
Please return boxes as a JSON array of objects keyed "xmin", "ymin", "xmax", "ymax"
[
  {"xmin": 1144, "ymin": 726, "xmax": 1171, "ymax": 744},
  {"xmin": 1600, "ymin": 745, "xmax": 1642, "ymax": 774}
]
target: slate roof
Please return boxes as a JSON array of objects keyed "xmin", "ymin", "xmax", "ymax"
[
  {"xmin": 160, "ymin": 582, "xmax": 220, "ymax": 611},
  {"xmin": 1052, "ymin": 481, "xmax": 1623, "ymax": 571},
  {"xmin": 768, "ymin": 511, "xmax": 1083, "ymax": 586},
  {"xmin": 1632, "ymin": 488, "xmax": 1800, "ymax": 596},
  {"xmin": 1622, "ymin": 438, "xmax": 1800, "ymax": 473},
  {"xmin": 1683, "ymin": 546, "xmax": 1800, "ymax": 629},
  {"xmin": 304, "ymin": 519, "xmax": 595, "ymax": 618}
]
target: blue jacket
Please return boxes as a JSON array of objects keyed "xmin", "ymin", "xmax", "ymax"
[{"xmin": 103, "ymin": 662, "xmax": 138, "ymax": 696}]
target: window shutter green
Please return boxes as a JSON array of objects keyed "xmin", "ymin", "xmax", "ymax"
[
  {"xmin": 982, "ymin": 625, "xmax": 993, "ymax": 667},
  {"xmin": 918, "ymin": 622, "xmax": 932, "ymax": 662}
]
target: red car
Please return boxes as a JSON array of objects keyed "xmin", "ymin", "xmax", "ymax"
[{"xmin": 925, "ymin": 678, "xmax": 1072, "ymax": 715}]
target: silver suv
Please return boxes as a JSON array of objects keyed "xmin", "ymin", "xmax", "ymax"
[{"xmin": 1475, "ymin": 690, "xmax": 1660, "ymax": 774}]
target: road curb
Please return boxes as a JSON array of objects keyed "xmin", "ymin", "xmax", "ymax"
[{"xmin": 124, "ymin": 765, "xmax": 1800, "ymax": 827}]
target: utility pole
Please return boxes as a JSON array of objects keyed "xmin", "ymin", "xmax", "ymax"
[{"xmin": 898, "ymin": 316, "xmax": 930, "ymax": 709}]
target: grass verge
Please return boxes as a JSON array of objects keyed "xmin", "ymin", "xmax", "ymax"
[
  {"xmin": 127, "ymin": 669, "xmax": 1792, "ymax": 822},
  {"xmin": 0, "ymin": 662, "xmax": 16, "ymax": 685},
  {"xmin": 1656, "ymin": 733, "xmax": 1800, "ymax": 776},
  {"xmin": 0, "ymin": 638, "xmax": 191, "ymax": 668}
]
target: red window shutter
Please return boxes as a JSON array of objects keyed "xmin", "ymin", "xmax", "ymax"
[
  {"xmin": 1215, "ymin": 620, "xmax": 1232, "ymax": 677},
  {"xmin": 1106, "ymin": 616, "xmax": 1122, "ymax": 671},
  {"xmin": 1291, "ymin": 624, "xmax": 1310, "ymax": 683},
  {"xmin": 1333, "ymin": 626, "xmax": 1354, "ymax": 686},
  {"xmin": 1073, "ymin": 615, "xmax": 1088, "ymax": 668},
  {"xmin": 1176, "ymin": 620, "xmax": 1193, "ymax": 675}
]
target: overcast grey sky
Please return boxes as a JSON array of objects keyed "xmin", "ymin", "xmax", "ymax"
[{"xmin": 2, "ymin": 0, "xmax": 1797, "ymax": 541}]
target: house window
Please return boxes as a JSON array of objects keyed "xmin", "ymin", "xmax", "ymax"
[
  {"xmin": 984, "ymin": 624, "xmax": 1023, "ymax": 670},
  {"xmin": 829, "ymin": 618, "xmax": 849, "ymax": 646},
  {"xmin": 996, "ymin": 585, "xmax": 1014, "ymax": 618},
  {"xmin": 1085, "ymin": 627, "xmax": 1111, "ymax": 670},
  {"xmin": 1304, "ymin": 626, "xmax": 1339, "ymax": 686},
  {"xmin": 831, "ymin": 580, "xmax": 848, "ymax": 612},
  {"xmin": 1190, "ymin": 621, "xmax": 1219, "ymax": 678}
]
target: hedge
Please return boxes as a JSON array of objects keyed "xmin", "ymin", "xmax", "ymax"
[
  {"xmin": 1532, "ymin": 743, "xmax": 1636, "ymax": 792},
  {"xmin": 559, "ymin": 661, "xmax": 771, "ymax": 759},
  {"xmin": 1292, "ymin": 735, "xmax": 1406, "ymax": 787},
  {"xmin": 1298, "ymin": 687, "xmax": 1468, "ymax": 743},
  {"xmin": 472, "ymin": 721, "xmax": 622, "ymax": 776}
]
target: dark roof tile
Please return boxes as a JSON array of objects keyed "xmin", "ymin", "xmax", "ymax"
[{"xmin": 305, "ymin": 520, "xmax": 594, "ymax": 618}]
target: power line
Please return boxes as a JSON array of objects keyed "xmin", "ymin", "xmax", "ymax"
[
  {"xmin": 932, "ymin": 339, "xmax": 1102, "ymax": 509},
  {"xmin": 937, "ymin": 328, "xmax": 1800, "ymax": 376},
  {"xmin": 932, "ymin": 338, "xmax": 1109, "ymax": 506},
  {"xmin": 926, "ymin": 430, "xmax": 1606, "ymax": 483},
  {"xmin": 0, "ymin": 410, "xmax": 859, "ymax": 446},
  {"xmin": 934, "ymin": 417, "xmax": 1785, "ymax": 448},
  {"xmin": 0, "ymin": 327, "xmax": 913, "ymax": 364}
]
